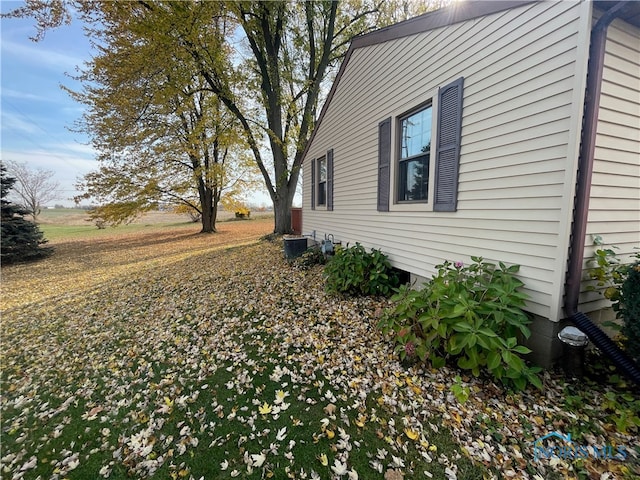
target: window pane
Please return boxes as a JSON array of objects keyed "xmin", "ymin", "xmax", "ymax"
[
  {"xmin": 318, "ymin": 181, "xmax": 326, "ymax": 205},
  {"xmin": 401, "ymin": 106, "xmax": 432, "ymax": 159},
  {"xmin": 318, "ymin": 158, "xmax": 327, "ymax": 182},
  {"xmin": 399, "ymin": 156, "xmax": 429, "ymax": 201},
  {"xmin": 317, "ymin": 156, "xmax": 327, "ymax": 205}
]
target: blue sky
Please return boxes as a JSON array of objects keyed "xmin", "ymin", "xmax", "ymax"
[
  {"xmin": 1, "ymin": 2, "xmax": 97, "ymax": 206},
  {"xmin": 1, "ymin": 2, "xmax": 285, "ymax": 209}
]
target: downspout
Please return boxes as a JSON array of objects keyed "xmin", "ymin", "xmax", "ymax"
[
  {"xmin": 563, "ymin": 1, "xmax": 627, "ymax": 317},
  {"xmin": 563, "ymin": 1, "xmax": 640, "ymax": 384}
]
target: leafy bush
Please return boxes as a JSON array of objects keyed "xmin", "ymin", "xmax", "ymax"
[
  {"xmin": 618, "ymin": 261, "xmax": 640, "ymax": 364},
  {"xmin": 586, "ymin": 235, "xmax": 625, "ymax": 302},
  {"xmin": 378, "ymin": 257, "xmax": 542, "ymax": 391},
  {"xmin": 586, "ymin": 236, "xmax": 640, "ymax": 363},
  {"xmin": 324, "ymin": 243, "xmax": 398, "ymax": 297},
  {"xmin": 292, "ymin": 246, "xmax": 326, "ymax": 270}
]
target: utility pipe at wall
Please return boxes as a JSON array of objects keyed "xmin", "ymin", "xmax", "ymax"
[
  {"xmin": 563, "ymin": 1, "xmax": 640, "ymax": 385},
  {"xmin": 563, "ymin": 1, "xmax": 628, "ymax": 317}
]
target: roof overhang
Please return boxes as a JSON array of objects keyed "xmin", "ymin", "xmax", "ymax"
[
  {"xmin": 594, "ymin": 0, "xmax": 640, "ymax": 28},
  {"xmin": 352, "ymin": 1, "xmax": 536, "ymax": 49}
]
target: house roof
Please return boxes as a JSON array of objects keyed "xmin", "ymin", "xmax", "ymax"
[{"xmin": 302, "ymin": 0, "xmax": 640, "ymax": 163}]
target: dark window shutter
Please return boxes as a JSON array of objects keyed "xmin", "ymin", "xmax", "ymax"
[
  {"xmin": 377, "ymin": 117, "xmax": 391, "ymax": 212},
  {"xmin": 310, "ymin": 158, "xmax": 316, "ymax": 210},
  {"xmin": 434, "ymin": 77, "xmax": 464, "ymax": 212},
  {"xmin": 326, "ymin": 149, "xmax": 334, "ymax": 211}
]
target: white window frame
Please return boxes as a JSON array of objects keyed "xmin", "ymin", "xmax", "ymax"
[{"xmin": 389, "ymin": 89, "xmax": 439, "ymax": 212}]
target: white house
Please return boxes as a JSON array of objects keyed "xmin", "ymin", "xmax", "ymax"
[{"xmin": 301, "ymin": 0, "xmax": 640, "ymax": 366}]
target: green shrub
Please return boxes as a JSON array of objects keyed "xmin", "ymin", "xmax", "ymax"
[
  {"xmin": 378, "ymin": 257, "xmax": 542, "ymax": 391},
  {"xmin": 586, "ymin": 236, "xmax": 640, "ymax": 362},
  {"xmin": 292, "ymin": 246, "xmax": 326, "ymax": 270},
  {"xmin": 323, "ymin": 243, "xmax": 398, "ymax": 297},
  {"xmin": 586, "ymin": 235, "xmax": 625, "ymax": 302},
  {"xmin": 618, "ymin": 261, "xmax": 640, "ymax": 364}
]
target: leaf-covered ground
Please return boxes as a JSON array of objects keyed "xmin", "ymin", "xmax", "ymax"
[{"xmin": 1, "ymin": 220, "xmax": 638, "ymax": 479}]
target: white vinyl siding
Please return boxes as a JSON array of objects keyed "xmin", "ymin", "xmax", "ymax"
[
  {"xmin": 581, "ymin": 16, "xmax": 640, "ymax": 314},
  {"xmin": 303, "ymin": 1, "xmax": 593, "ymax": 320}
]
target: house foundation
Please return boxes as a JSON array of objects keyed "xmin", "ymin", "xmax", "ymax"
[{"xmin": 524, "ymin": 315, "xmax": 565, "ymax": 369}]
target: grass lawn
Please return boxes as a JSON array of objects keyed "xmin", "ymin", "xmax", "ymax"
[
  {"xmin": 1, "ymin": 219, "xmax": 638, "ymax": 479},
  {"xmin": 39, "ymin": 222, "xmax": 193, "ymax": 242},
  {"xmin": 36, "ymin": 208, "xmax": 265, "ymax": 241}
]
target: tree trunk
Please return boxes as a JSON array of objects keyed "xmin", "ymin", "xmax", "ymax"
[
  {"xmin": 201, "ymin": 208, "xmax": 216, "ymax": 233},
  {"xmin": 273, "ymin": 198, "xmax": 292, "ymax": 235},
  {"xmin": 199, "ymin": 182, "xmax": 216, "ymax": 233},
  {"xmin": 272, "ymin": 177, "xmax": 298, "ymax": 234}
]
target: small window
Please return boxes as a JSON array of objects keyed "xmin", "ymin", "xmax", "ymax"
[
  {"xmin": 317, "ymin": 156, "xmax": 327, "ymax": 206},
  {"xmin": 398, "ymin": 105, "xmax": 432, "ymax": 202}
]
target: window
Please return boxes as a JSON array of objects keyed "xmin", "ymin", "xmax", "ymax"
[
  {"xmin": 398, "ymin": 105, "xmax": 432, "ymax": 202},
  {"xmin": 310, "ymin": 149, "xmax": 333, "ymax": 211},
  {"xmin": 376, "ymin": 77, "xmax": 463, "ymax": 212},
  {"xmin": 317, "ymin": 156, "xmax": 327, "ymax": 206}
]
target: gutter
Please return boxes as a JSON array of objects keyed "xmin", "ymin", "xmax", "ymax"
[
  {"xmin": 563, "ymin": 1, "xmax": 627, "ymax": 317},
  {"xmin": 562, "ymin": 1, "xmax": 640, "ymax": 384}
]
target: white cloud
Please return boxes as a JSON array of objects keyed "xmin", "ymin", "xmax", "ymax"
[
  {"xmin": 56, "ymin": 142, "xmax": 94, "ymax": 155},
  {"xmin": 2, "ymin": 146, "xmax": 97, "ymax": 206},
  {"xmin": 1, "ymin": 39, "xmax": 84, "ymax": 71},
  {"xmin": 1, "ymin": 88, "xmax": 53, "ymax": 102},
  {"xmin": 3, "ymin": 146, "xmax": 96, "ymax": 172},
  {"xmin": 1, "ymin": 111, "xmax": 39, "ymax": 134}
]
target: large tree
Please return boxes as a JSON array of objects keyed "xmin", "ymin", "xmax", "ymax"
[
  {"xmin": 75, "ymin": 0, "xmax": 374, "ymax": 233},
  {"xmin": 66, "ymin": 3, "xmax": 257, "ymax": 233},
  {"xmin": 4, "ymin": 160, "xmax": 60, "ymax": 223},
  {"xmin": 176, "ymin": 1, "xmax": 381, "ymax": 233},
  {"xmin": 175, "ymin": 1, "xmax": 444, "ymax": 232},
  {"xmin": 71, "ymin": 78, "xmax": 257, "ymax": 232},
  {"xmin": 5, "ymin": 0, "xmax": 445, "ymax": 233}
]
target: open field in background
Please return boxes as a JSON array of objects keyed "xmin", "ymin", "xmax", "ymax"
[
  {"xmin": 36, "ymin": 209, "xmax": 273, "ymax": 241},
  {"xmin": 38, "ymin": 208, "xmax": 247, "ymax": 225},
  {"xmin": 1, "ymin": 215, "xmax": 639, "ymax": 479}
]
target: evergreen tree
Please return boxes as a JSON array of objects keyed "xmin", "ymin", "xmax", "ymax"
[{"xmin": 1, "ymin": 164, "xmax": 53, "ymax": 265}]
